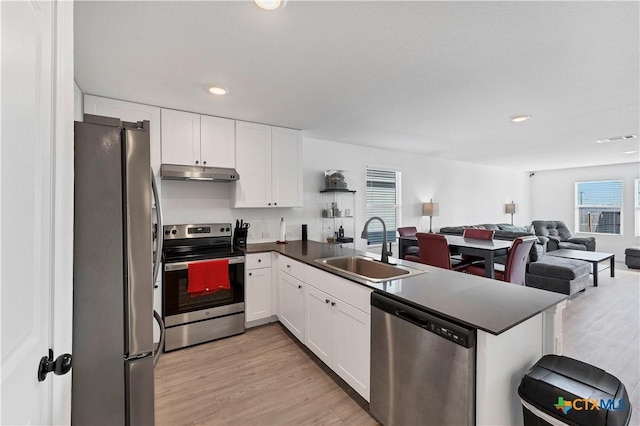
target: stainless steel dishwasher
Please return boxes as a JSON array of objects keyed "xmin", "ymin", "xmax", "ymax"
[{"xmin": 370, "ymin": 292, "xmax": 476, "ymax": 426}]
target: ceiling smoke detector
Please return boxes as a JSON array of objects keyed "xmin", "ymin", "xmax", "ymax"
[{"xmin": 595, "ymin": 135, "xmax": 638, "ymax": 144}]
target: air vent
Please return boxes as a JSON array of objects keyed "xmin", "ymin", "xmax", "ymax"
[{"xmin": 596, "ymin": 135, "xmax": 638, "ymax": 144}]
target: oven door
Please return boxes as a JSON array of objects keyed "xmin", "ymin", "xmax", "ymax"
[{"xmin": 163, "ymin": 256, "xmax": 245, "ymax": 327}]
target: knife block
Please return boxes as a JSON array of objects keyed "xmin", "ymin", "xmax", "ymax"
[{"xmin": 233, "ymin": 228, "xmax": 247, "ymax": 248}]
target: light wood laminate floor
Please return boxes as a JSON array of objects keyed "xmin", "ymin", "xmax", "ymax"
[
  {"xmin": 155, "ymin": 323, "xmax": 377, "ymax": 425},
  {"xmin": 155, "ymin": 263, "xmax": 639, "ymax": 425}
]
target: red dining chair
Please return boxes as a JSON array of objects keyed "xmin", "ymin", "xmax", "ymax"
[
  {"xmin": 398, "ymin": 226, "xmax": 421, "ymax": 261},
  {"xmin": 458, "ymin": 228, "xmax": 496, "ymax": 262},
  {"xmin": 415, "ymin": 233, "xmax": 470, "ymax": 271},
  {"xmin": 465, "ymin": 237, "xmax": 537, "ymax": 284},
  {"xmin": 463, "ymin": 228, "xmax": 495, "ymax": 240}
]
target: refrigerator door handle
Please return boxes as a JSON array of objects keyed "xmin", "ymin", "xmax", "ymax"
[
  {"xmin": 152, "ymin": 170, "xmax": 163, "ymax": 284},
  {"xmin": 153, "ymin": 310, "xmax": 165, "ymax": 367}
]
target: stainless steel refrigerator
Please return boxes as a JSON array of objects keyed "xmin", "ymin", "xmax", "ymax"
[{"xmin": 72, "ymin": 114, "xmax": 163, "ymax": 425}]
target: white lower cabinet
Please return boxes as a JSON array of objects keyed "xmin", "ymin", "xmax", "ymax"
[
  {"xmin": 304, "ymin": 281, "xmax": 371, "ymax": 401},
  {"xmin": 279, "ymin": 272, "xmax": 305, "ymax": 342},
  {"xmin": 246, "ymin": 267, "xmax": 272, "ymax": 323},
  {"xmin": 304, "ymin": 285, "xmax": 333, "ymax": 366},
  {"xmin": 245, "ymin": 253, "xmax": 273, "ymax": 325}
]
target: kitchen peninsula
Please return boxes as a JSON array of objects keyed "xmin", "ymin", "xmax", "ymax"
[{"xmin": 245, "ymin": 240, "xmax": 567, "ymax": 426}]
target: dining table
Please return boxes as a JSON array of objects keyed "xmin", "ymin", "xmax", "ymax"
[{"xmin": 397, "ymin": 234, "xmax": 513, "ymax": 279}]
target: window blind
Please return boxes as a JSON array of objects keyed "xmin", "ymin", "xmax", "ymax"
[
  {"xmin": 575, "ymin": 180, "xmax": 622, "ymax": 234},
  {"xmin": 366, "ymin": 168, "xmax": 399, "ymax": 245}
]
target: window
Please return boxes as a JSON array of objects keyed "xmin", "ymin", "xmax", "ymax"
[
  {"xmin": 575, "ymin": 180, "xmax": 622, "ymax": 234},
  {"xmin": 635, "ymin": 179, "xmax": 640, "ymax": 236},
  {"xmin": 365, "ymin": 167, "xmax": 400, "ymax": 245}
]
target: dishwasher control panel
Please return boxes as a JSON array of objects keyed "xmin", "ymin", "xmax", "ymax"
[
  {"xmin": 372, "ymin": 291, "xmax": 476, "ymax": 348},
  {"xmin": 430, "ymin": 323, "xmax": 469, "ymax": 347}
]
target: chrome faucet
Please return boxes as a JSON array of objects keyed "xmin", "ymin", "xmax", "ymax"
[{"xmin": 361, "ymin": 216, "xmax": 392, "ymax": 263}]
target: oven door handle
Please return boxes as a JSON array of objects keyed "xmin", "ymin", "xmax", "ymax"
[{"xmin": 164, "ymin": 256, "xmax": 245, "ymax": 272}]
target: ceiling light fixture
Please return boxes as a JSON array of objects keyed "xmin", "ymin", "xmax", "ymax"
[
  {"xmin": 208, "ymin": 86, "xmax": 228, "ymax": 96},
  {"xmin": 511, "ymin": 115, "xmax": 531, "ymax": 123},
  {"xmin": 254, "ymin": 0, "xmax": 286, "ymax": 11},
  {"xmin": 623, "ymin": 150, "xmax": 637, "ymax": 154}
]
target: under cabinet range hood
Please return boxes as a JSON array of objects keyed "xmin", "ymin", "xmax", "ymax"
[{"xmin": 160, "ymin": 164, "xmax": 239, "ymax": 182}]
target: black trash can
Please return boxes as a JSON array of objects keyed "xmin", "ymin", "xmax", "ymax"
[{"xmin": 518, "ymin": 355, "xmax": 632, "ymax": 426}]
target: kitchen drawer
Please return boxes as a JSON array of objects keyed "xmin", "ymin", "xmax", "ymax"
[
  {"xmin": 246, "ymin": 252, "xmax": 271, "ymax": 270},
  {"xmin": 304, "ymin": 265, "xmax": 372, "ymax": 314},
  {"xmin": 279, "ymin": 255, "xmax": 304, "ymax": 281}
]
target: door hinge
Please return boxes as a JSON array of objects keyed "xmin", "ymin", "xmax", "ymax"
[{"xmin": 38, "ymin": 349, "xmax": 72, "ymax": 382}]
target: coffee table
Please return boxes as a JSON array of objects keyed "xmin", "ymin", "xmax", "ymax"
[{"xmin": 545, "ymin": 249, "xmax": 614, "ymax": 287}]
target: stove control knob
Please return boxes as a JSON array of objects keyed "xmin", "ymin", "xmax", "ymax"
[
  {"xmin": 164, "ymin": 230, "xmax": 170, "ymax": 235},
  {"xmin": 225, "ymin": 227, "xmax": 230, "ymax": 232},
  {"xmin": 220, "ymin": 227, "xmax": 225, "ymax": 232},
  {"xmin": 171, "ymin": 230, "xmax": 177, "ymax": 235}
]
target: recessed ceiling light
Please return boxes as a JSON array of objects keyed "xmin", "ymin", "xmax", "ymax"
[
  {"xmin": 623, "ymin": 150, "xmax": 637, "ymax": 154},
  {"xmin": 511, "ymin": 115, "xmax": 531, "ymax": 123},
  {"xmin": 254, "ymin": 0, "xmax": 286, "ymax": 11},
  {"xmin": 208, "ymin": 86, "xmax": 228, "ymax": 96}
]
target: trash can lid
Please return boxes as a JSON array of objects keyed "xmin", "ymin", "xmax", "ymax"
[{"xmin": 518, "ymin": 355, "xmax": 631, "ymax": 426}]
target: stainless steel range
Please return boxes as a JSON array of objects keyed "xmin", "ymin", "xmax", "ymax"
[{"xmin": 162, "ymin": 223, "xmax": 245, "ymax": 351}]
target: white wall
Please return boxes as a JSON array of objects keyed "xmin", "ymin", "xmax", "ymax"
[
  {"xmin": 530, "ymin": 162, "xmax": 640, "ymax": 260},
  {"xmin": 161, "ymin": 137, "xmax": 530, "ymax": 252}
]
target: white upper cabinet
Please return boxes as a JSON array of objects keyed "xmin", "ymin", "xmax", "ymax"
[
  {"xmin": 272, "ymin": 126, "xmax": 303, "ymax": 207},
  {"xmin": 201, "ymin": 115, "xmax": 235, "ymax": 168},
  {"xmin": 234, "ymin": 122, "xmax": 273, "ymax": 207},
  {"xmin": 161, "ymin": 109, "xmax": 201, "ymax": 166},
  {"xmin": 161, "ymin": 108, "xmax": 235, "ymax": 168},
  {"xmin": 233, "ymin": 121, "xmax": 302, "ymax": 208}
]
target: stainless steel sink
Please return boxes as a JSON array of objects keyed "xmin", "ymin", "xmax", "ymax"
[{"xmin": 315, "ymin": 255, "xmax": 427, "ymax": 283}]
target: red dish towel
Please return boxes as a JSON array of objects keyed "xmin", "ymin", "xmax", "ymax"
[{"xmin": 187, "ymin": 259, "xmax": 231, "ymax": 297}]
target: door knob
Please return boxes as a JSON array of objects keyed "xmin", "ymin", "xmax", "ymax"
[{"xmin": 38, "ymin": 349, "xmax": 72, "ymax": 382}]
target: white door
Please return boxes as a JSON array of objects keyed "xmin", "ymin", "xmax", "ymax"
[
  {"xmin": 200, "ymin": 115, "xmax": 236, "ymax": 168},
  {"xmin": 234, "ymin": 121, "xmax": 272, "ymax": 207},
  {"xmin": 304, "ymin": 285, "xmax": 333, "ymax": 366},
  {"xmin": 245, "ymin": 267, "xmax": 272, "ymax": 323},
  {"xmin": 333, "ymin": 301, "xmax": 371, "ymax": 401},
  {"xmin": 160, "ymin": 108, "xmax": 201, "ymax": 166},
  {"xmin": 279, "ymin": 274, "xmax": 305, "ymax": 342},
  {"xmin": 1, "ymin": 1, "xmax": 73, "ymax": 423},
  {"xmin": 271, "ymin": 126, "xmax": 302, "ymax": 207}
]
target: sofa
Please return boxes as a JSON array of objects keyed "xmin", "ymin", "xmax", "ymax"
[
  {"xmin": 531, "ymin": 220, "xmax": 596, "ymax": 252},
  {"xmin": 438, "ymin": 223, "xmax": 544, "ymax": 262}
]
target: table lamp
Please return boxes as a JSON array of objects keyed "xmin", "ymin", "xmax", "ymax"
[
  {"xmin": 505, "ymin": 201, "xmax": 516, "ymax": 225},
  {"xmin": 423, "ymin": 199, "xmax": 439, "ymax": 233}
]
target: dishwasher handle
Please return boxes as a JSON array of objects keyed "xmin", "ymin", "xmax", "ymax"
[{"xmin": 395, "ymin": 309, "xmax": 430, "ymax": 328}]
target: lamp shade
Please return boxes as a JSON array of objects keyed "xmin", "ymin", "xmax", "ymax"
[
  {"xmin": 423, "ymin": 199, "xmax": 439, "ymax": 217},
  {"xmin": 505, "ymin": 201, "xmax": 516, "ymax": 214}
]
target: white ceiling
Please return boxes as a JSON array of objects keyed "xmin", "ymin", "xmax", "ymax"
[{"xmin": 74, "ymin": 1, "xmax": 640, "ymax": 171}]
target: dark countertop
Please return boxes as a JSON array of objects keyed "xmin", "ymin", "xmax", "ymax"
[{"xmin": 245, "ymin": 240, "xmax": 567, "ymax": 335}]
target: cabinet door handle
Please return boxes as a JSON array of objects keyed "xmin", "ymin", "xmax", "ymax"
[
  {"xmin": 325, "ymin": 299, "xmax": 330, "ymax": 304},
  {"xmin": 274, "ymin": 202, "xmax": 277, "ymax": 206},
  {"xmin": 195, "ymin": 160, "xmax": 199, "ymax": 165},
  {"xmin": 203, "ymin": 161, "xmax": 207, "ymax": 165},
  {"xmin": 249, "ymin": 272, "xmax": 252, "ymax": 276},
  {"xmin": 297, "ymin": 285, "xmax": 302, "ymax": 289},
  {"xmin": 258, "ymin": 259, "xmax": 261, "ymax": 263},
  {"xmin": 331, "ymin": 301, "xmax": 336, "ymax": 306},
  {"xmin": 268, "ymin": 203, "xmax": 271, "ymax": 206},
  {"xmin": 286, "ymin": 265, "xmax": 290, "ymax": 268}
]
